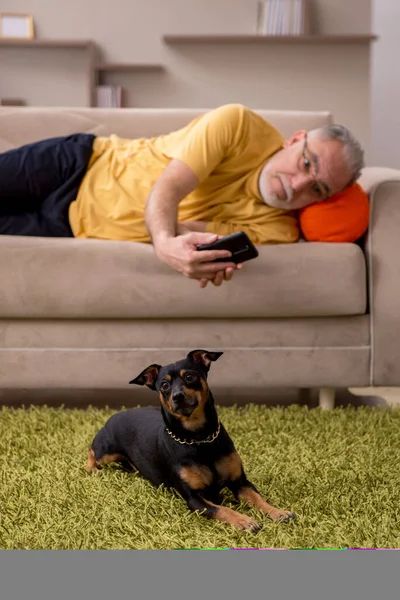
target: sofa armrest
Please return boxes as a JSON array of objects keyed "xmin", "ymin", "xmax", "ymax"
[
  {"xmin": 363, "ymin": 169, "xmax": 400, "ymax": 385},
  {"xmin": 358, "ymin": 166, "xmax": 400, "ymax": 194}
]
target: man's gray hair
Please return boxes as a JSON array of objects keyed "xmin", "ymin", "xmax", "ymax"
[{"xmin": 310, "ymin": 124, "xmax": 365, "ymax": 186}]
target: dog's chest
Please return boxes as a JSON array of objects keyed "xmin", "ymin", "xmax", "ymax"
[{"xmin": 178, "ymin": 448, "xmax": 242, "ymax": 491}]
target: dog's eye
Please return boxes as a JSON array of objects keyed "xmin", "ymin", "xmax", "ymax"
[
  {"xmin": 161, "ymin": 381, "xmax": 170, "ymax": 392},
  {"xmin": 185, "ymin": 372, "xmax": 197, "ymax": 384}
]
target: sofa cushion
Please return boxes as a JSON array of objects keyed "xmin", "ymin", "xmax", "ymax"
[
  {"xmin": 0, "ymin": 236, "xmax": 366, "ymax": 318},
  {"xmin": 0, "ymin": 107, "xmax": 332, "ymax": 151}
]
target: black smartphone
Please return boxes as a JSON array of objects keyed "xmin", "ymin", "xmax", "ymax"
[{"xmin": 197, "ymin": 231, "xmax": 259, "ymax": 264}]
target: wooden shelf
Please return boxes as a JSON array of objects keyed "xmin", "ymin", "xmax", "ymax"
[
  {"xmin": 163, "ymin": 34, "xmax": 378, "ymax": 44},
  {"xmin": 96, "ymin": 63, "xmax": 165, "ymax": 72},
  {"xmin": 0, "ymin": 39, "xmax": 94, "ymax": 48}
]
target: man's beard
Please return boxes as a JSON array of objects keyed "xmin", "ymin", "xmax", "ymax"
[{"xmin": 259, "ymin": 163, "xmax": 294, "ymax": 208}]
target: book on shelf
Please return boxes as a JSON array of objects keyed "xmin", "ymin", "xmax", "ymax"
[
  {"xmin": 256, "ymin": 0, "xmax": 310, "ymax": 36},
  {"xmin": 95, "ymin": 85, "xmax": 123, "ymax": 108}
]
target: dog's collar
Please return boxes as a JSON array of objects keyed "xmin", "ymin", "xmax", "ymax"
[{"xmin": 165, "ymin": 420, "xmax": 221, "ymax": 445}]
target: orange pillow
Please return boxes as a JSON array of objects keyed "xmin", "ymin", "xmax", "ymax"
[{"xmin": 299, "ymin": 183, "xmax": 370, "ymax": 243}]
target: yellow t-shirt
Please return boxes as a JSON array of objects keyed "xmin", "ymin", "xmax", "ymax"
[{"xmin": 68, "ymin": 104, "xmax": 299, "ymax": 244}]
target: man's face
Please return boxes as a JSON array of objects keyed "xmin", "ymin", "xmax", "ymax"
[{"xmin": 259, "ymin": 130, "xmax": 352, "ymax": 210}]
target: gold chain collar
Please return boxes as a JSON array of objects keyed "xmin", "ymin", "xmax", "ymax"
[{"xmin": 165, "ymin": 420, "xmax": 221, "ymax": 445}]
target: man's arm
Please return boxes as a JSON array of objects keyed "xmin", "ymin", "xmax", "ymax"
[
  {"xmin": 145, "ymin": 159, "xmax": 238, "ymax": 281},
  {"xmin": 145, "ymin": 159, "xmax": 197, "ymax": 242}
]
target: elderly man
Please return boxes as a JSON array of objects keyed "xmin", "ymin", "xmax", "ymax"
[{"xmin": 0, "ymin": 103, "xmax": 364, "ymax": 287}]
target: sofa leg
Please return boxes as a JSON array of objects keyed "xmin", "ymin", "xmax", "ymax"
[
  {"xmin": 348, "ymin": 387, "xmax": 400, "ymax": 407},
  {"xmin": 318, "ymin": 387, "xmax": 335, "ymax": 410}
]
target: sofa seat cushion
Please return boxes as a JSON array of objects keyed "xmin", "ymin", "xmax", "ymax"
[{"xmin": 0, "ymin": 236, "xmax": 366, "ymax": 319}]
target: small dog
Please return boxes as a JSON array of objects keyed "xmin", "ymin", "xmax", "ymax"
[{"xmin": 87, "ymin": 349, "xmax": 295, "ymax": 531}]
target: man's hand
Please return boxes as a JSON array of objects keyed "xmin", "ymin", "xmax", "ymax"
[
  {"xmin": 176, "ymin": 222, "xmax": 243, "ymax": 287},
  {"xmin": 199, "ymin": 263, "xmax": 243, "ymax": 288},
  {"xmin": 154, "ymin": 231, "xmax": 239, "ymax": 283}
]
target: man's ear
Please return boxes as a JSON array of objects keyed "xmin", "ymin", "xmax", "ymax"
[
  {"xmin": 187, "ymin": 349, "xmax": 223, "ymax": 370},
  {"xmin": 283, "ymin": 129, "xmax": 307, "ymax": 149},
  {"xmin": 129, "ymin": 364, "xmax": 162, "ymax": 390}
]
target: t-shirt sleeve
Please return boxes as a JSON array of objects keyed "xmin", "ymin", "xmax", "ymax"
[
  {"xmin": 205, "ymin": 217, "xmax": 300, "ymax": 245},
  {"xmin": 169, "ymin": 104, "xmax": 248, "ymax": 182}
]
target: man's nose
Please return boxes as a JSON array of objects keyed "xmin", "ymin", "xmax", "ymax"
[{"xmin": 290, "ymin": 172, "xmax": 313, "ymax": 193}]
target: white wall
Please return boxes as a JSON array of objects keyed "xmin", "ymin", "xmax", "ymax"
[{"xmin": 371, "ymin": 0, "xmax": 400, "ymax": 168}]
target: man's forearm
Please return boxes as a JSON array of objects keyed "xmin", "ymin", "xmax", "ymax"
[
  {"xmin": 145, "ymin": 159, "xmax": 199, "ymax": 249},
  {"xmin": 145, "ymin": 185, "xmax": 180, "ymax": 247}
]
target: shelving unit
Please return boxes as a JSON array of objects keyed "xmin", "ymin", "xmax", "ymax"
[
  {"xmin": 0, "ymin": 39, "xmax": 94, "ymax": 48},
  {"xmin": 0, "ymin": 39, "xmax": 96, "ymax": 105},
  {"xmin": 96, "ymin": 63, "xmax": 165, "ymax": 72},
  {"xmin": 0, "ymin": 33, "xmax": 377, "ymax": 107},
  {"xmin": 0, "ymin": 39, "xmax": 166, "ymax": 107},
  {"xmin": 94, "ymin": 63, "xmax": 165, "ymax": 108},
  {"xmin": 163, "ymin": 34, "xmax": 378, "ymax": 44}
]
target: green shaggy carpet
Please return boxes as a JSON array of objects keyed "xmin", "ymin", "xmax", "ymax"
[{"xmin": 1, "ymin": 404, "xmax": 400, "ymax": 550}]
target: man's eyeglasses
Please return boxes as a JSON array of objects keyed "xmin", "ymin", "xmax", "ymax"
[{"xmin": 300, "ymin": 134, "xmax": 330, "ymax": 201}]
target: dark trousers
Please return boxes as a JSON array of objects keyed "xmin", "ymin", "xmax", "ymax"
[{"xmin": 0, "ymin": 133, "xmax": 95, "ymax": 236}]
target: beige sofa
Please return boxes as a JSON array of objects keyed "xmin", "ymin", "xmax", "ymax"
[{"xmin": 0, "ymin": 106, "xmax": 399, "ymax": 409}]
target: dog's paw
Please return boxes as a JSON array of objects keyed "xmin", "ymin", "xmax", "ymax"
[
  {"xmin": 234, "ymin": 514, "xmax": 262, "ymax": 533},
  {"xmin": 269, "ymin": 509, "xmax": 296, "ymax": 522},
  {"xmin": 86, "ymin": 466, "xmax": 100, "ymax": 474}
]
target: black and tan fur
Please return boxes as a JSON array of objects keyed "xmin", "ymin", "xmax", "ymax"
[{"xmin": 86, "ymin": 349, "xmax": 295, "ymax": 531}]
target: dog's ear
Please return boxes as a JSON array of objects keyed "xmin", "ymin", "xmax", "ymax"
[
  {"xmin": 187, "ymin": 349, "xmax": 223, "ymax": 370},
  {"xmin": 129, "ymin": 364, "xmax": 162, "ymax": 390}
]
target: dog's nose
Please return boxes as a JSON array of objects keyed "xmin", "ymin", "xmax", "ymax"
[{"xmin": 172, "ymin": 391, "xmax": 185, "ymax": 404}]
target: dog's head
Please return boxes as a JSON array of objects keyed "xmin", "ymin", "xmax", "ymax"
[{"xmin": 129, "ymin": 349, "xmax": 223, "ymax": 423}]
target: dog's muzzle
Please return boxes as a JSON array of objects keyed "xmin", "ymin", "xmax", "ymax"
[{"xmin": 171, "ymin": 391, "xmax": 198, "ymax": 415}]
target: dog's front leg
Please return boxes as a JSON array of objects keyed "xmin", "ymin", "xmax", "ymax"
[
  {"xmin": 215, "ymin": 451, "xmax": 295, "ymax": 522},
  {"xmin": 228, "ymin": 476, "xmax": 295, "ymax": 522},
  {"xmin": 176, "ymin": 481, "xmax": 261, "ymax": 532}
]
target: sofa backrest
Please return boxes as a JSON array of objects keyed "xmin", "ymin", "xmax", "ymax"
[{"xmin": 0, "ymin": 106, "xmax": 333, "ymax": 151}]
